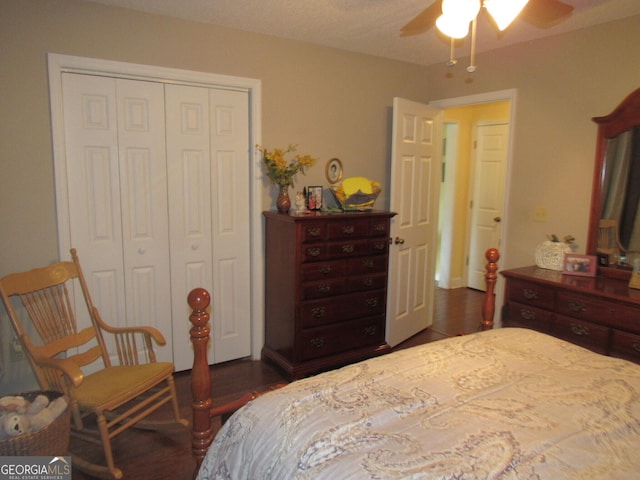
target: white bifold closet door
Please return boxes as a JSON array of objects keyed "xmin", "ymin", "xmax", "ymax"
[{"xmin": 60, "ymin": 73, "xmax": 250, "ymax": 371}]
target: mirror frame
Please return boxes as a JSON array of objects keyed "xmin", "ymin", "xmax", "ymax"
[{"xmin": 587, "ymin": 87, "xmax": 640, "ymax": 279}]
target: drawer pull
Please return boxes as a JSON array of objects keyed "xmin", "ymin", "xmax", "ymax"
[
  {"xmin": 311, "ymin": 307, "xmax": 326, "ymax": 318},
  {"xmin": 319, "ymin": 265, "xmax": 332, "ymax": 275},
  {"xmin": 373, "ymin": 223, "xmax": 385, "ymax": 232},
  {"xmin": 522, "ymin": 289, "xmax": 539, "ymax": 300},
  {"xmin": 519, "ymin": 309, "xmax": 536, "ymax": 321},
  {"xmin": 631, "ymin": 342, "xmax": 640, "ymax": 353},
  {"xmin": 570, "ymin": 323, "xmax": 589, "ymax": 336},
  {"xmin": 568, "ymin": 301, "xmax": 586, "ymax": 313},
  {"xmin": 363, "ymin": 326, "xmax": 377, "ymax": 336},
  {"xmin": 318, "ymin": 284, "xmax": 331, "ymax": 293},
  {"xmin": 342, "ymin": 225, "xmax": 355, "ymax": 234},
  {"xmin": 307, "ymin": 227, "xmax": 321, "ymax": 237},
  {"xmin": 362, "ymin": 259, "xmax": 374, "ymax": 268},
  {"xmin": 372, "ymin": 242, "xmax": 385, "ymax": 251},
  {"xmin": 307, "ymin": 247, "xmax": 321, "ymax": 257},
  {"xmin": 310, "ymin": 337, "xmax": 325, "ymax": 348},
  {"xmin": 362, "ymin": 278, "xmax": 374, "ymax": 287},
  {"xmin": 342, "ymin": 244, "xmax": 355, "ymax": 254},
  {"xmin": 365, "ymin": 297, "xmax": 378, "ymax": 308}
]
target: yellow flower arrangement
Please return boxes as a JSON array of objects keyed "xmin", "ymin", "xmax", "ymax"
[{"xmin": 257, "ymin": 144, "xmax": 316, "ymax": 188}]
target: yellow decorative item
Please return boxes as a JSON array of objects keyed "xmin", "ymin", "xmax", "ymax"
[{"xmin": 330, "ymin": 177, "xmax": 381, "ymax": 211}]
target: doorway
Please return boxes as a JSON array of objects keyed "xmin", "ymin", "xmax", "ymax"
[
  {"xmin": 434, "ymin": 97, "xmax": 513, "ymax": 290},
  {"xmin": 431, "ymin": 89, "xmax": 516, "ymax": 323}
]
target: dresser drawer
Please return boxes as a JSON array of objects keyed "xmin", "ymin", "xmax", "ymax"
[
  {"xmin": 507, "ymin": 279, "xmax": 555, "ymax": 310},
  {"xmin": 609, "ymin": 303, "xmax": 640, "ymax": 334},
  {"xmin": 327, "ymin": 218, "xmax": 370, "ymax": 240},
  {"xmin": 503, "ymin": 301, "xmax": 553, "ymax": 332},
  {"xmin": 300, "ymin": 222, "xmax": 326, "ymax": 243},
  {"xmin": 302, "ymin": 278, "xmax": 347, "ymax": 300},
  {"xmin": 327, "ymin": 239, "xmax": 370, "ymax": 259},
  {"xmin": 298, "ymin": 315, "xmax": 385, "ymax": 361},
  {"xmin": 347, "ymin": 255, "xmax": 388, "ymax": 275},
  {"xmin": 370, "ymin": 218, "xmax": 390, "ymax": 237},
  {"xmin": 348, "ymin": 273, "xmax": 387, "ymax": 293},
  {"xmin": 301, "ymin": 290, "xmax": 386, "ymax": 328},
  {"xmin": 369, "ymin": 237, "xmax": 389, "ymax": 255},
  {"xmin": 556, "ymin": 291, "xmax": 612, "ymax": 323},
  {"xmin": 609, "ymin": 329, "xmax": 640, "ymax": 363},
  {"xmin": 554, "ymin": 314, "xmax": 610, "ymax": 354},
  {"xmin": 301, "ymin": 243, "xmax": 328, "ymax": 262},
  {"xmin": 301, "ymin": 260, "xmax": 346, "ymax": 281}
]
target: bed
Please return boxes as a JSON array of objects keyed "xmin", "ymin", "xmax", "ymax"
[{"xmin": 188, "ymin": 249, "xmax": 640, "ymax": 479}]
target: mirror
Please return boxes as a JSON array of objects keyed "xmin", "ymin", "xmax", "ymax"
[{"xmin": 587, "ymin": 88, "xmax": 640, "ymax": 278}]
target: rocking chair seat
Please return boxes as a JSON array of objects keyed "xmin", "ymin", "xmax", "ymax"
[{"xmin": 75, "ymin": 362, "xmax": 175, "ymax": 410}]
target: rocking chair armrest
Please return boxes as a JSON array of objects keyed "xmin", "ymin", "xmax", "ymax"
[
  {"xmin": 20, "ymin": 334, "xmax": 85, "ymax": 387},
  {"xmin": 92, "ymin": 306, "xmax": 167, "ymax": 345},
  {"xmin": 25, "ymin": 347, "xmax": 84, "ymax": 387}
]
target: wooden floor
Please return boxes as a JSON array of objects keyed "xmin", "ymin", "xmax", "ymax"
[{"xmin": 70, "ymin": 287, "xmax": 485, "ymax": 479}]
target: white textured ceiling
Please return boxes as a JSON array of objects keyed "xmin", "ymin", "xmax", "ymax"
[{"xmin": 86, "ymin": 0, "xmax": 640, "ymax": 66}]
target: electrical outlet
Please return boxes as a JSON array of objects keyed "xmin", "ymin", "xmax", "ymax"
[
  {"xmin": 10, "ymin": 336, "xmax": 25, "ymax": 362},
  {"xmin": 533, "ymin": 206, "xmax": 548, "ymax": 222}
]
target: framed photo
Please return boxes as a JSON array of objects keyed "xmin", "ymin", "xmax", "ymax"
[
  {"xmin": 562, "ymin": 253, "xmax": 597, "ymax": 277},
  {"xmin": 325, "ymin": 158, "xmax": 343, "ymax": 184},
  {"xmin": 307, "ymin": 186, "xmax": 323, "ymax": 211}
]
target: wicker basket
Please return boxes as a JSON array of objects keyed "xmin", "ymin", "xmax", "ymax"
[{"xmin": 0, "ymin": 390, "xmax": 71, "ymax": 456}]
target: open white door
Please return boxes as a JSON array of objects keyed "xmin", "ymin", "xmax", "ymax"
[
  {"xmin": 467, "ymin": 122, "xmax": 508, "ymax": 291},
  {"xmin": 386, "ymin": 98, "xmax": 442, "ymax": 347}
]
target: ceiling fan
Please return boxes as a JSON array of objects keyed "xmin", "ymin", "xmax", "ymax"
[{"xmin": 401, "ymin": 0, "xmax": 574, "ymax": 71}]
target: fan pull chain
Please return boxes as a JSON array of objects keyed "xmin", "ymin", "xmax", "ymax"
[
  {"xmin": 447, "ymin": 37, "xmax": 458, "ymax": 67},
  {"xmin": 467, "ymin": 16, "xmax": 477, "ymax": 73}
]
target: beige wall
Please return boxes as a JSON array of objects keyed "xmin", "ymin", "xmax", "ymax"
[
  {"xmin": 1, "ymin": 0, "xmax": 640, "ymax": 390},
  {"xmin": 426, "ymin": 16, "xmax": 640, "ymax": 267},
  {"xmin": 0, "ymin": 0, "xmax": 430, "ymax": 276}
]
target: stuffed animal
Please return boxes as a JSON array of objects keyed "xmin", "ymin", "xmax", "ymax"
[
  {"xmin": 0, "ymin": 413, "xmax": 30, "ymax": 439},
  {"xmin": 0, "ymin": 395, "xmax": 29, "ymax": 415},
  {"xmin": 0, "ymin": 394, "xmax": 68, "ymax": 440}
]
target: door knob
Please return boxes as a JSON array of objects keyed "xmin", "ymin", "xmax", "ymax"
[
  {"xmin": 493, "ymin": 216, "xmax": 502, "ymax": 223},
  {"xmin": 394, "ymin": 237, "xmax": 405, "ymax": 245}
]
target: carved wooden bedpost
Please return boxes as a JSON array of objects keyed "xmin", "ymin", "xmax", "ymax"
[
  {"xmin": 189, "ymin": 288, "xmax": 213, "ymax": 478},
  {"xmin": 481, "ymin": 248, "xmax": 500, "ymax": 331}
]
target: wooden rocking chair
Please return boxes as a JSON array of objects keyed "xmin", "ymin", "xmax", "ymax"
[{"xmin": 0, "ymin": 249, "xmax": 188, "ymax": 479}]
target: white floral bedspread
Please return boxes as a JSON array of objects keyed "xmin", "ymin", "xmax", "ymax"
[{"xmin": 197, "ymin": 328, "xmax": 640, "ymax": 479}]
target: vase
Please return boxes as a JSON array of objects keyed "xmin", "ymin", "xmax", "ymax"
[{"xmin": 276, "ymin": 185, "xmax": 291, "ymax": 214}]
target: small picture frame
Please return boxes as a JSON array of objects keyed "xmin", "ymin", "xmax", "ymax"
[
  {"xmin": 325, "ymin": 158, "xmax": 343, "ymax": 184},
  {"xmin": 307, "ymin": 186, "xmax": 323, "ymax": 211},
  {"xmin": 562, "ymin": 253, "xmax": 597, "ymax": 277}
]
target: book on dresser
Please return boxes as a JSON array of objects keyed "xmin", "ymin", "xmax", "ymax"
[{"xmin": 263, "ymin": 210, "xmax": 396, "ymax": 379}]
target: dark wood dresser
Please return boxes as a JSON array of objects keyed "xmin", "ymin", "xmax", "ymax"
[
  {"xmin": 262, "ymin": 210, "xmax": 395, "ymax": 378},
  {"xmin": 501, "ymin": 266, "xmax": 640, "ymax": 363}
]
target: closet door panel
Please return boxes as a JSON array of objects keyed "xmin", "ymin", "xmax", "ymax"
[
  {"xmin": 61, "ymin": 73, "xmax": 125, "ymax": 338},
  {"xmin": 116, "ymin": 79, "xmax": 173, "ymax": 362},
  {"xmin": 165, "ymin": 84, "xmax": 214, "ymax": 371},
  {"xmin": 209, "ymin": 89, "xmax": 251, "ymax": 362}
]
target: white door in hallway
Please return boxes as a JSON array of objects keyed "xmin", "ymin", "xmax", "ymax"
[
  {"xmin": 386, "ymin": 98, "xmax": 442, "ymax": 347},
  {"xmin": 467, "ymin": 123, "xmax": 508, "ymax": 291}
]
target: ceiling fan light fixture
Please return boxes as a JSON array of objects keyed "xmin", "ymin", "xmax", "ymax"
[
  {"xmin": 441, "ymin": 0, "xmax": 481, "ymax": 21},
  {"xmin": 484, "ymin": 0, "xmax": 530, "ymax": 30},
  {"xmin": 436, "ymin": 14, "xmax": 470, "ymax": 39}
]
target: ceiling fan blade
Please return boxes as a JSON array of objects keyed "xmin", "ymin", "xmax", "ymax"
[
  {"xmin": 522, "ymin": 0, "xmax": 574, "ymax": 28},
  {"xmin": 400, "ymin": 1, "xmax": 441, "ymax": 37}
]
